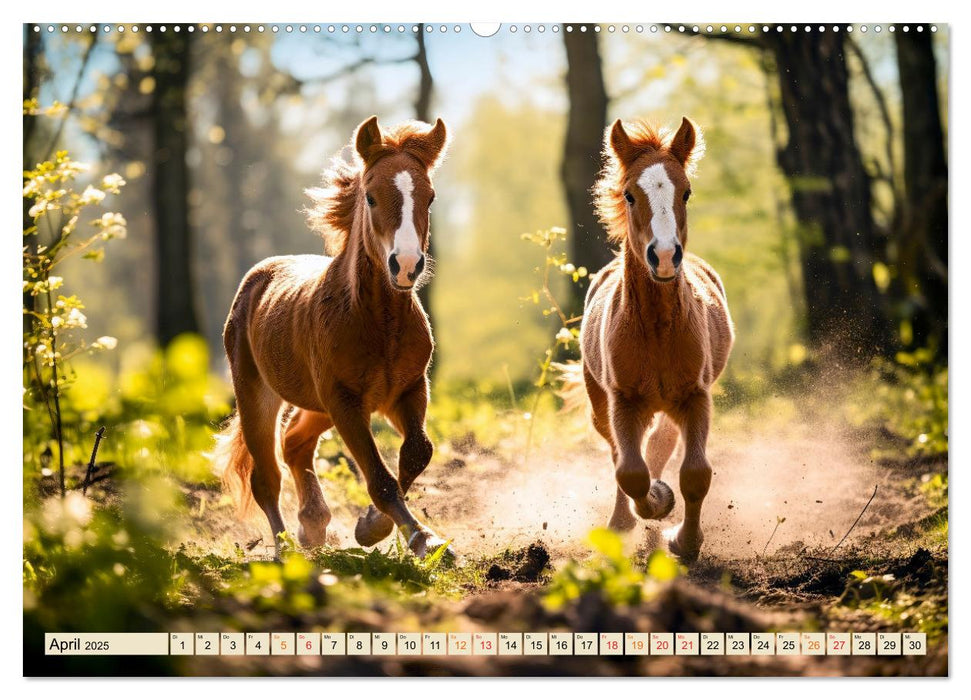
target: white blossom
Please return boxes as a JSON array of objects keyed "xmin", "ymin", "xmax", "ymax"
[
  {"xmin": 100, "ymin": 173, "xmax": 126, "ymax": 193},
  {"xmin": 92, "ymin": 336, "xmax": 118, "ymax": 350},
  {"xmin": 64, "ymin": 308, "xmax": 87, "ymax": 329},
  {"xmin": 97, "ymin": 212, "xmax": 127, "ymax": 240},
  {"xmin": 79, "ymin": 185, "xmax": 106, "ymax": 205}
]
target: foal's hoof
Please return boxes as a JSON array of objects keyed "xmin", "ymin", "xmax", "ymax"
[
  {"xmin": 354, "ymin": 505, "xmax": 395, "ymax": 547},
  {"xmin": 407, "ymin": 529, "xmax": 456, "ymax": 563},
  {"xmin": 633, "ymin": 480, "xmax": 675, "ymax": 520},
  {"xmin": 298, "ymin": 524, "xmax": 328, "ymax": 550},
  {"xmin": 608, "ymin": 508, "xmax": 638, "ymax": 532},
  {"xmin": 665, "ymin": 522, "xmax": 703, "ymax": 562}
]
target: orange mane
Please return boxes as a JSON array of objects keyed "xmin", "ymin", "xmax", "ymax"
[
  {"xmin": 305, "ymin": 121, "xmax": 446, "ymax": 255},
  {"xmin": 593, "ymin": 119, "xmax": 705, "ymax": 244}
]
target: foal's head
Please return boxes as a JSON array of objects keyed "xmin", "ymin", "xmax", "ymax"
[
  {"xmin": 355, "ymin": 116, "xmax": 449, "ymax": 292},
  {"xmin": 596, "ymin": 117, "xmax": 704, "ymax": 283}
]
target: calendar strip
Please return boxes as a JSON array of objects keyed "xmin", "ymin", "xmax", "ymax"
[{"xmin": 44, "ymin": 631, "xmax": 927, "ymax": 656}]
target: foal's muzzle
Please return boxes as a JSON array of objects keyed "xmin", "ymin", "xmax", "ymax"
[
  {"xmin": 388, "ymin": 251, "xmax": 426, "ymax": 290},
  {"xmin": 646, "ymin": 242, "xmax": 683, "ymax": 283}
]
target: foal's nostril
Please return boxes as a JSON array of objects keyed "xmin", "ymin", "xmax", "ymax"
[
  {"xmin": 408, "ymin": 255, "xmax": 426, "ymax": 282},
  {"xmin": 388, "ymin": 253, "xmax": 400, "ymax": 278},
  {"xmin": 646, "ymin": 244, "xmax": 660, "ymax": 272},
  {"xmin": 673, "ymin": 244, "xmax": 683, "ymax": 268}
]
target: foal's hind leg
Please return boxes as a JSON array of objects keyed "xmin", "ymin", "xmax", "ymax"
[
  {"xmin": 665, "ymin": 391, "xmax": 714, "ymax": 562},
  {"xmin": 586, "ymin": 374, "xmax": 637, "ymax": 532},
  {"xmin": 282, "ymin": 408, "xmax": 333, "ymax": 549},
  {"xmin": 608, "ymin": 393, "xmax": 676, "ymax": 521},
  {"xmin": 645, "ymin": 414, "xmax": 680, "ymax": 480},
  {"xmin": 356, "ymin": 381, "xmax": 435, "ymax": 547},
  {"xmin": 234, "ymin": 377, "xmax": 286, "ymax": 553}
]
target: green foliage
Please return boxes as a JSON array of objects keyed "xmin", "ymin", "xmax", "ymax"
[
  {"xmin": 836, "ymin": 570, "xmax": 947, "ymax": 640},
  {"xmin": 23, "ymin": 146, "xmax": 128, "ymax": 495},
  {"xmin": 24, "ymin": 484, "xmax": 194, "ymax": 633},
  {"xmin": 23, "ymin": 333, "xmax": 232, "ymax": 497},
  {"xmin": 318, "ymin": 457, "xmax": 371, "ymax": 508},
  {"xmin": 920, "ymin": 473, "xmax": 948, "ymax": 509},
  {"xmin": 846, "ymin": 352, "xmax": 948, "ymax": 459},
  {"xmin": 519, "ymin": 227, "xmax": 586, "ymax": 463},
  {"xmin": 229, "ymin": 553, "xmax": 327, "ymax": 617},
  {"xmin": 544, "ymin": 528, "xmax": 681, "ymax": 609},
  {"xmin": 434, "ymin": 98, "xmax": 569, "ymax": 385},
  {"xmin": 519, "ymin": 225, "xmax": 586, "ymax": 359}
]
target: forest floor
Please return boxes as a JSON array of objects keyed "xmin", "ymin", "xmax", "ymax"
[
  {"xmin": 161, "ymin": 398, "xmax": 948, "ymax": 677},
  {"xmin": 25, "ymin": 384, "xmax": 948, "ymax": 677}
]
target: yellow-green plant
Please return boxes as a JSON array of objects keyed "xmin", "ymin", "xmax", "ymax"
[
  {"xmin": 544, "ymin": 528, "xmax": 681, "ymax": 609},
  {"xmin": 519, "ymin": 226, "xmax": 586, "ymax": 463},
  {"xmin": 846, "ymin": 349, "xmax": 948, "ymax": 459},
  {"xmin": 23, "ymin": 131, "xmax": 128, "ymax": 496}
]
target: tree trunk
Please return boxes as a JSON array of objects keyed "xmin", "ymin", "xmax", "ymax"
[
  {"xmin": 151, "ymin": 27, "xmax": 200, "ymax": 346},
  {"xmin": 895, "ymin": 26, "xmax": 948, "ymax": 359},
  {"xmin": 561, "ymin": 25, "xmax": 611, "ymax": 314},
  {"xmin": 766, "ymin": 30, "xmax": 892, "ymax": 359},
  {"xmin": 414, "ymin": 25, "xmax": 438, "ymax": 375}
]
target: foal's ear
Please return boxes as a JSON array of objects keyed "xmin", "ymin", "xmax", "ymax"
[
  {"xmin": 355, "ymin": 115, "xmax": 385, "ymax": 165},
  {"xmin": 668, "ymin": 117, "xmax": 700, "ymax": 169},
  {"xmin": 608, "ymin": 119, "xmax": 642, "ymax": 166},
  {"xmin": 404, "ymin": 118, "xmax": 450, "ymax": 171}
]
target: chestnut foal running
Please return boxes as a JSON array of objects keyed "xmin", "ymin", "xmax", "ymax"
[
  {"xmin": 215, "ymin": 116, "xmax": 451, "ymax": 558},
  {"xmin": 579, "ymin": 117, "xmax": 734, "ymax": 561}
]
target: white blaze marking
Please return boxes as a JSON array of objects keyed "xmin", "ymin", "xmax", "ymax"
[
  {"xmin": 393, "ymin": 171, "xmax": 420, "ymax": 256},
  {"xmin": 637, "ymin": 163, "xmax": 678, "ymax": 252}
]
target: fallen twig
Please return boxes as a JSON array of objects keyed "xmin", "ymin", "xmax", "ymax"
[
  {"xmin": 81, "ymin": 426, "xmax": 107, "ymax": 496},
  {"xmin": 761, "ymin": 516, "xmax": 786, "ymax": 558},
  {"xmin": 829, "ymin": 484, "xmax": 878, "ymax": 557}
]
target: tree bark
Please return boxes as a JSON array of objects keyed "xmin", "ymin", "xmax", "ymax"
[
  {"xmin": 561, "ymin": 25, "xmax": 612, "ymax": 314},
  {"xmin": 151, "ymin": 27, "xmax": 201, "ymax": 346},
  {"xmin": 895, "ymin": 26, "xmax": 948, "ymax": 358},
  {"xmin": 414, "ymin": 25, "xmax": 438, "ymax": 375},
  {"xmin": 766, "ymin": 30, "xmax": 892, "ymax": 359}
]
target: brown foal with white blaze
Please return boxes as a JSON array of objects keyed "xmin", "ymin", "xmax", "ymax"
[
  {"xmin": 580, "ymin": 117, "xmax": 734, "ymax": 561},
  {"xmin": 215, "ymin": 116, "xmax": 451, "ymax": 558}
]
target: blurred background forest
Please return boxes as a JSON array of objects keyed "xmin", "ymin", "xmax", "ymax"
[
  {"xmin": 23, "ymin": 24, "xmax": 949, "ymax": 675},
  {"xmin": 24, "ymin": 23, "xmax": 948, "ymax": 391}
]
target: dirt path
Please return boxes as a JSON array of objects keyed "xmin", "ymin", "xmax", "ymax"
[
  {"xmin": 169, "ymin": 406, "xmax": 947, "ymax": 677},
  {"xmin": 400, "ymin": 414, "xmax": 933, "ymax": 564},
  {"xmin": 200, "ymin": 405, "xmax": 940, "ymax": 581}
]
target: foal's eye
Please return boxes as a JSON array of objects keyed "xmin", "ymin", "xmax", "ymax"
[
  {"xmin": 429, "ymin": 191, "xmax": 436, "ymax": 207},
  {"xmin": 683, "ymin": 189, "xmax": 691, "ymax": 202},
  {"xmin": 365, "ymin": 193, "xmax": 376, "ymax": 208},
  {"xmin": 624, "ymin": 190, "xmax": 635, "ymax": 204}
]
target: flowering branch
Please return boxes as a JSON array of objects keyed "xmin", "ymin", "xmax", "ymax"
[{"xmin": 23, "ymin": 142, "xmax": 127, "ymax": 497}]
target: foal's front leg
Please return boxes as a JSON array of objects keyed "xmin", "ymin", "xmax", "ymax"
[
  {"xmin": 330, "ymin": 386, "xmax": 447, "ymax": 558},
  {"xmin": 355, "ymin": 381, "xmax": 434, "ymax": 547},
  {"xmin": 609, "ymin": 392, "xmax": 675, "ymax": 520},
  {"xmin": 665, "ymin": 391, "xmax": 714, "ymax": 561}
]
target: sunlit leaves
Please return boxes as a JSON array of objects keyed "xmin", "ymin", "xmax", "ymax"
[
  {"xmin": 544, "ymin": 528, "xmax": 683, "ymax": 609},
  {"xmin": 845, "ymin": 355, "xmax": 948, "ymax": 458},
  {"xmin": 22, "ymin": 99, "xmax": 67, "ymax": 118},
  {"xmin": 872, "ymin": 261, "xmax": 891, "ymax": 292}
]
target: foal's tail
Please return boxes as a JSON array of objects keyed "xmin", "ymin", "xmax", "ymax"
[
  {"xmin": 211, "ymin": 413, "xmax": 255, "ymax": 518},
  {"xmin": 552, "ymin": 360, "xmax": 589, "ymax": 415}
]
